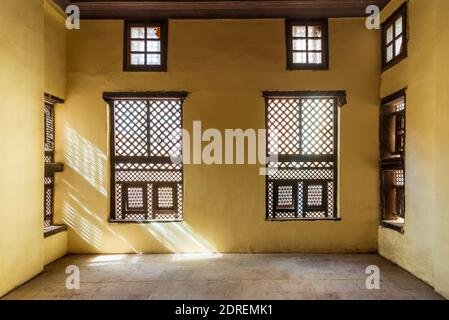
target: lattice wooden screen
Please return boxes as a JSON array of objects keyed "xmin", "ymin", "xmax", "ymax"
[
  {"xmin": 380, "ymin": 90, "xmax": 406, "ymax": 226},
  {"xmin": 107, "ymin": 94, "xmax": 186, "ymax": 222},
  {"xmin": 264, "ymin": 93, "xmax": 343, "ymax": 220},
  {"xmin": 44, "ymin": 102, "xmax": 55, "ymax": 227}
]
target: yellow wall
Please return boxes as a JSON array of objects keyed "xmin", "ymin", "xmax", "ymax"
[
  {"xmin": 60, "ymin": 18, "xmax": 381, "ymax": 254},
  {"xmin": 379, "ymin": 0, "xmax": 449, "ymax": 299},
  {"xmin": 1, "ymin": 0, "xmax": 447, "ymax": 299},
  {"xmin": 43, "ymin": 232, "xmax": 68, "ymax": 265},
  {"xmin": 0, "ymin": 0, "xmax": 67, "ymax": 297},
  {"xmin": 0, "ymin": 0, "xmax": 45, "ymax": 297},
  {"xmin": 434, "ymin": 0, "xmax": 449, "ymax": 300},
  {"xmin": 44, "ymin": 0, "xmax": 67, "ymax": 99},
  {"xmin": 43, "ymin": 0, "xmax": 68, "ymax": 266}
]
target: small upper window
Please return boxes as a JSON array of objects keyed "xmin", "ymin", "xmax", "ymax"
[
  {"xmin": 382, "ymin": 3, "xmax": 407, "ymax": 71},
  {"xmin": 286, "ymin": 20, "xmax": 329, "ymax": 70},
  {"xmin": 124, "ymin": 21, "xmax": 167, "ymax": 72}
]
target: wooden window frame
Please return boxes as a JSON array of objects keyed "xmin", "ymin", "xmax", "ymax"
[
  {"xmin": 123, "ymin": 20, "xmax": 168, "ymax": 72},
  {"xmin": 380, "ymin": 89, "xmax": 407, "ymax": 233},
  {"xmin": 286, "ymin": 20, "xmax": 329, "ymax": 70},
  {"xmin": 263, "ymin": 91, "xmax": 347, "ymax": 221},
  {"xmin": 104, "ymin": 91, "xmax": 188, "ymax": 223},
  {"xmin": 44, "ymin": 93, "xmax": 65, "ymax": 233},
  {"xmin": 381, "ymin": 3, "xmax": 408, "ymax": 72}
]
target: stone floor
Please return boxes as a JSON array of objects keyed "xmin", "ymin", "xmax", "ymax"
[{"xmin": 2, "ymin": 254, "xmax": 443, "ymax": 300}]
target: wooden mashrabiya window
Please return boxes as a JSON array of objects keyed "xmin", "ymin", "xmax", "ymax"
[
  {"xmin": 380, "ymin": 89, "xmax": 406, "ymax": 233},
  {"xmin": 104, "ymin": 92, "xmax": 188, "ymax": 223},
  {"xmin": 263, "ymin": 91, "xmax": 346, "ymax": 220},
  {"xmin": 44, "ymin": 93, "xmax": 64, "ymax": 229}
]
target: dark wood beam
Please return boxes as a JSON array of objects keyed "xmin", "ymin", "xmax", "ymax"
[
  {"xmin": 45, "ymin": 162, "xmax": 64, "ymax": 177},
  {"xmin": 52, "ymin": 0, "xmax": 390, "ymax": 20},
  {"xmin": 52, "ymin": 0, "xmax": 70, "ymax": 10}
]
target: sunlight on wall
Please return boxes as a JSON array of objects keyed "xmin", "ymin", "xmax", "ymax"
[
  {"xmin": 63, "ymin": 185, "xmax": 141, "ymax": 253},
  {"xmin": 63, "ymin": 201, "xmax": 103, "ymax": 250},
  {"xmin": 64, "ymin": 123, "xmax": 107, "ymax": 196},
  {"xmin": 61, "ymin": 126, "xmax": 219, "ymax": 255},
  {"xmin": 140, "ymin": 223, "xmax": 221, "ymax": 257}
]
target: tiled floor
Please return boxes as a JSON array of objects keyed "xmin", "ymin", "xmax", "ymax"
[{"xmin": 2, "ymin": 254, "xmax": 443, "ymax": 300}]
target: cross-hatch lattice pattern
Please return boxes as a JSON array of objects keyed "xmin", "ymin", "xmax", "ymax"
[
  {"xmin": 266, "ymin": 97, "xmax": 337, "ymax": 220},
  {"xmin": 277, "ymin": 186, "xmax": 294, "ymax": 208},
  {"xmin": 112, "ymin": 98, "xmax": 183, "ymax": 222},
  {"xmin": 44, "ymin": 187, "xmax": 53, "ymax": 228},
  {"xmin": 44, "ymin": 104, "xmax": 54, "ymax": 154},
  {"xmin": 158, "ymin": 187, "xmax": 174, "ymax": 209},
  {"xmin": 115, "ymin": 100, "xmax": 148, "ymax": 157},
  {"xmin": 307, "ymin": 185, "xmax": 323, "ymax": 207},
  {"xmin": 395, "ymin": 170, "xmax": 405, "ymax": 186},
  {"xmin": 150, "ymin": 100, "xmax": 182, "ymax": 157},
  {"xmin": 127, "ymin": 187, "xmax": 144, "ymax": 209},
  {"xmin": 302, "ymin": 99, "xmax": 334, "ymax": 155},
  {"xmin": 267, "ymin": 99, "xmax": 300, "ymax": 155},
  {"xmin": 44, "ymin": 103, "xmax": 55, "ymax": 228}
]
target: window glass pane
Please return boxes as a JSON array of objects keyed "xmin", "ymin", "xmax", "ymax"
[
  {"xmin": 386, "ymin": 25, "xmax": 394, "ymax": 44},
  {"xmin": 386, "ymin": 44, "xmax": 393, "ymax": 62},
  {"xmin": 308, "ymin": 39, "xmax": 322, "ymax": 51},
  {"xmin": 292, "ymin": 26, "xmax": 306, "ymax": 37},
  {"xmin": 308, "ymin": 52, "xmax": 322, "ymax": 64},
  {"xmin": 293, "ymin": 39, "xmax": 306, "ymax": 50},
  {"xmin": 147, "ymin": 27, "xmax": 161, "ymax": 39},
  {"xmin": 131, "ymin": 53, "xmax": 145, "ymax": 65},
  {"xmin": 146, "ymin": 54, "xmax": 161, "ymax": 65},
  {"xmin": 147, "ymin": 41, "xmax": 161, "ymax": 52},
  {"xmin": 288, "ymin": 21, "xmax": 328, "ymax": 69},
  {"xmin": 293, "ymin": 52, "xmax": 307, "ymax": 64},
  {"xmin": 395, "ymin": 16, "xmax": 403, "ymax": 36},
  {"xmin": 395, "ymin": 37, "xmax": 403, "ymax": 56},
  {"xmin": 131, "ymin": 41, "xmax": 145, "ymax": 52},
  {"xmin": 308, "ymin": 26, "xmax": 322, "ymax": 38},
  {"xmin": 131, "ymin": 27, "xmax": 145, "ymax": 39}
]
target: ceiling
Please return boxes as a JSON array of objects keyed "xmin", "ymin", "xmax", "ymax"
[{"xmin": 53, "ymin": 0, "xmax": 391, "ymax": 20}]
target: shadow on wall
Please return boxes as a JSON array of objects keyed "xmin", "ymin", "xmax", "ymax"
[{"xmin": 61, "ymin": 123, "xmax": 219, "ymax": 256}]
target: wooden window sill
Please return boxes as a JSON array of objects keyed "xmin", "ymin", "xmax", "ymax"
[
  {"xmin": 381, "ymin": 220, "xmax": 405, "ymax": 234},
  {"xmin": 108, "ymin": 219, "xmax": 183, "ymax": 224},
  {"xmin": 44, "ymin": 225, "xmax": 67, "ymax": 238},
  {"xmin": 266, "ymin": 217, "xmax": 342, "ymax": 222}
]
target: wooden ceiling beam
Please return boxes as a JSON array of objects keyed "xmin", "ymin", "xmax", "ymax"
[{"xmin": 52, "ymin": 0, "xmax": 390, "ymax": 20}]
